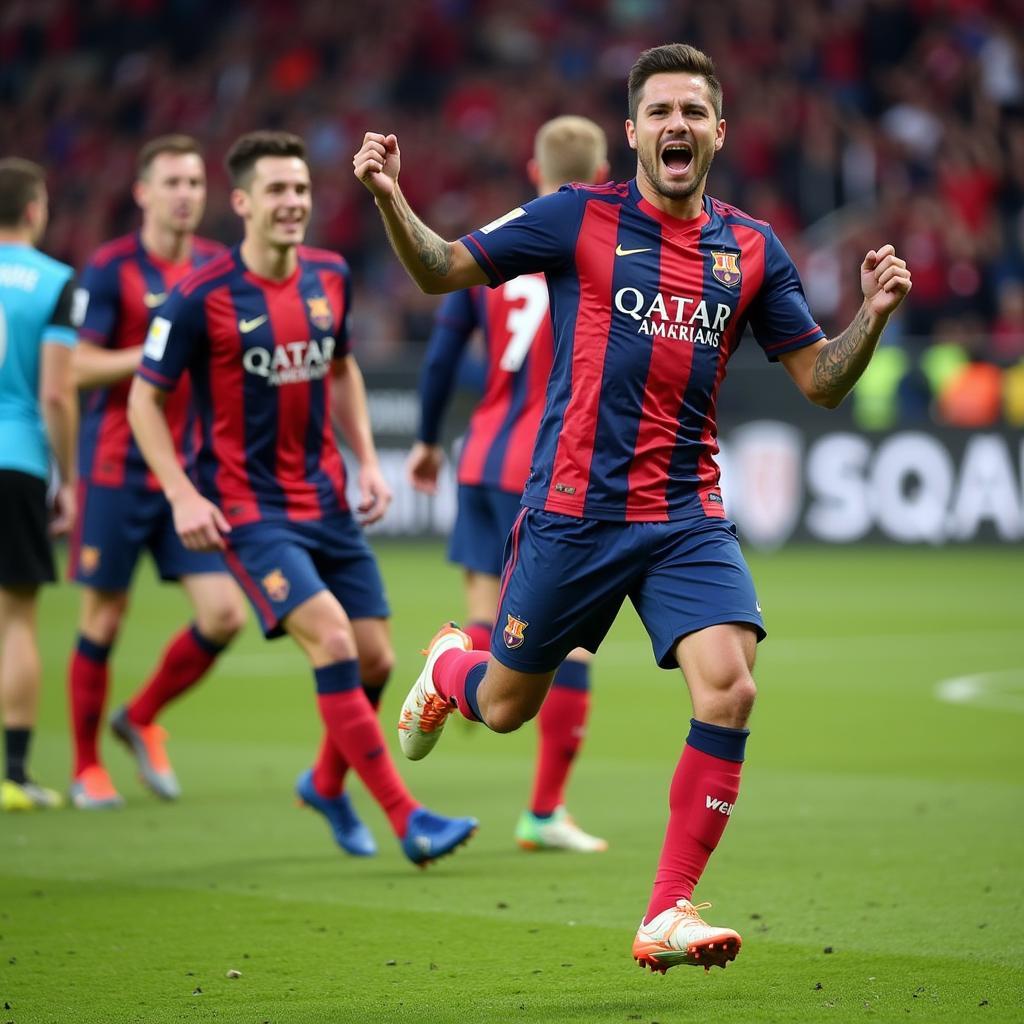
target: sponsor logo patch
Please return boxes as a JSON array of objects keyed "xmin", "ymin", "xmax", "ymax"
[
  {"xmin": 480, "ymin": 207, "xmax": 525, "ymax": 234},
  {"xmin": 143, "ymin": 316, "xmax": 171, "ymax": 361},
  {"xmin": 306, "ymin": 296, "xmax": 333, "ymax": 331},
  {"xmin": 143, "ymin": 291, "xmax": 168, "ymax": 309},
  {"xmin": 261, "ymin": 568, "xmax": 290, "ymax": 602},
  {"xmin": 711, "ymin": 250, "xmax": 741, "ymax": 288},
  {"xmin": 502, "ymin": 614, "xmax": 528, "ymax": 650},
  {"xmin": 80, "ymin": 546, "xmax": 101, "ymax": 574}
]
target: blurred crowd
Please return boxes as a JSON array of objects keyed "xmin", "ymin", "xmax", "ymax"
[{"xmin": 2, "ymin": 0, "xmax": 1023, "ymax": 425}]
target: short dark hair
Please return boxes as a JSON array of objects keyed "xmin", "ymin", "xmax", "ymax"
[
  {"xmin": 225, "ymin": 131, "xmax": 307, "ymax": 188},
  {"xmin": 137, "ymin": 134, "xmax": 202, "ymax": 180},
  {"xmin": 627, "ymin": 43, "xmax": 723, "ymax": 122},
  {"xmin": 0, "ymin": 157, "xmax": 46, "ymax": 227}
]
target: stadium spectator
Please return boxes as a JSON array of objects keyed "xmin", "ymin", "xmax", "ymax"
[
  {"xmin": 0, "ymin": 158, "xmax": 76, "ymax": 812},
  {"xmin": 127, "ymin": 130, "xmax": 477, "ymax": 866},
  {"xmin": 0, "ymin": 0, "xmax": 1019, "ymax": 407},
  {"xmin": 356, "ymin": 41, "xmax": 911, "ymax": 971},
  {"xmin": 407, "ymin": 115, "xmax": 610, "ymax": 854},
  {"xmin": 67, "ymin": 136, "xmax": 246, "ymax": 810}
]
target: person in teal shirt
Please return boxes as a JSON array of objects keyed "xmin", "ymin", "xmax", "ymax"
[{"xmin": 0, "ymin": 157, "xmax": 77, "ymax": 811}]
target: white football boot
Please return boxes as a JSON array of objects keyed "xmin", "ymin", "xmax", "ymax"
[
  {"xmin": 398, "ymin": 623, "xmax": 472, "ymax": 760},
  {"xmin": 632, "ymin": 900, "xmax": 741, "ymax": 973}
]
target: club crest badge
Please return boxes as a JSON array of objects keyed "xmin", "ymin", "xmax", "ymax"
[
  {"xmin": 261, "ymin": 568, "xmax": 290, "ymax": 603},
  {"xmin": 80, "ymin": 546, "xmax": 101, "ymax": 574},
  {"xmin": 711, "ymin": 251, "xmax": 741, "ymax": 288},
  {"xmin": 306, "ymin": 296, "xmax": 333, "ymax": 331},
  {"xmin": 502, "ymin": 614, "xmax": 528, "ymax": 650}
]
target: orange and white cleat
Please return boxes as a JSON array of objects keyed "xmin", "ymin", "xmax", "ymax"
[
  {"xmin": 632, "ymin": 900, "xmax": 741, "ymax": 973},
  {"xmin": 110, "ymin": 707, "xmax": 180, "ymax": 800},
  {"xmin": 397, "ymin": 623, "xmax": 471, "ymax": 761},
  {"xmin": 69, "ymin": 764, "xmax": 125, "ymax": 810}
]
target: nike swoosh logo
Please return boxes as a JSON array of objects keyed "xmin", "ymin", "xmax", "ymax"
[
  {"xmin": 615, "ymin": 244, "xmax": 652, "ymax": 257},
  {"xmin": 143, "ymin": 292, "xmax": 168, "ymax": 309},
  {"xmin": 238, "ymin": 315, "xmax": 268, "ymax": 333}
]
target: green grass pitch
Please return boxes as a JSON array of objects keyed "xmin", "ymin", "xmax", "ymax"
[{"xmin": 2, "ymin": 543, "xmax": 1022, "ymax": 1023}]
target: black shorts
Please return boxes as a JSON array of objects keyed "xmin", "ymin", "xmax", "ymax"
[{"xmin": 0, "ymin": 470, "xmax": 56, "ymax": 587}]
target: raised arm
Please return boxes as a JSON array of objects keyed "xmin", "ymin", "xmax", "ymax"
[
  {"xmin": 353, "ymin": 132, "xmax": 488, "ymax": 295},
  {"xmin": 779, "ymin": 244, "xmax": 912, "ymax": 408}
]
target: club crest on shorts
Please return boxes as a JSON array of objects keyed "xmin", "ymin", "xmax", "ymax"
[
  {"xmin": 711, "ymin": 251, "xmax": 741, "ymax": 288},
  {"xmin": 306, "ymin": 296, "xmax": 333, "ymax": 331},
  {"xmin": 261, "ymin": 568, "xmax": 290, "ymax": 603},
  {"xmin": 503, "ymin": 614, "xmax": 528, "ymax": 649},
  {"xmin": 80, "ymin": 546, "xmax": 101, "ymax": 574}
]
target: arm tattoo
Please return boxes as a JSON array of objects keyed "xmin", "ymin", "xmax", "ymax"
[
  {"xmin": 409, "ymin": 214, "xmax": 452, "ymax": 276},
  {"xmin": 812, "ymin": 306, "xmax": 874, "ymax": 398},
  {"xmin": 382, "ymin": 187, "xmax": 452, "ymax": 281}
]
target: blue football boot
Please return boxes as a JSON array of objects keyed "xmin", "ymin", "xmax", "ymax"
[
  {"xmin": 401, "ymin": 807, "xmax": 478, "ymax": 867},
  {"xmin": 296, "ymin": 769, "xmax": 377, "ymax": 857}
]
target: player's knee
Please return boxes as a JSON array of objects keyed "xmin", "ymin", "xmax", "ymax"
[
  {"xmin": 198, "ymin": 601, "xmax": 246, "ymax": 645},
  {"xmin": 318, "ymin": 626, "xmax": 358, "ymax": 665},
  {"xmin": 484, "ymin": 695, "xmax": 535, "ymax": 734},
  {"xmin": 80, "ymin": 593, "xmax": 128, "ymax": 645},
  {"xmin": 726, "ymin": 675, "xmax": 757, "ymax": 724},
  {"xmin": 358, "ymin": 645, "xmax": 394, "ymax": 687}
]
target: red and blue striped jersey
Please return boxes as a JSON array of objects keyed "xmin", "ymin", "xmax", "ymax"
[
  {"xmin": 76, "ymin": 232, "xmax": 225, "ymax": 490},
  {"xmin": 418, "ymin": 275, "xmax": 554, "ymax": 493},
  {"xmin": 136, "ymin": 246, "xmax": 352, "ymax": 528},
  {"xmin": 461, "ymin": 180, "xmax": 826, "ymax": 522}
]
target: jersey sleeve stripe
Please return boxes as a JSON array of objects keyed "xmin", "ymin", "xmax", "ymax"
[
  {"xmin": 137, "ymin": 364, "xmax": 178, "ymax": 389},
  {"xmin": 762, "ymin": 324, "xmax": 825, "ymax": 352},
  {"xmin": 463, "ymin": 235, "xmax": 504, "ymax": 286}
]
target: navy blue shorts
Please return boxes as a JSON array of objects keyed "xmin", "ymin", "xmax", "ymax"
[
  {"xmin": 223, "ymin": 514, "xmax": 390, "ymax": 638},
  {"xmin": 493, "ymin": 508, "xmax": 765, "ymax": 673},
  {"xmin": 448, "ymin": 483, "xmax": 523, "ymax": 577},
  {"xmin": 70, "ymin": 481, "xmax": 225, "ymax": 591}
]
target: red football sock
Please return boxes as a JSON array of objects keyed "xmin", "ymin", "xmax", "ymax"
[
  {"xmin": 126, "ymin": 625, "xmax": 224, "ymax": 726},
  {"xmin": 645, "ymin": 744, "xmax": 743, "ymax": 923},
  {"xmin": 69, "ymin": 636, "xmax": 111, "ymax": 776},
  {"xmin": 316, "ymin": 686, "xmax": 418, "ymax": 837},
  {"xmin": 464, "ymin": 621, "xmax": 493, "ymax": 651},
  {"xmin": 530, "ymin": 684, "xmax": 589, "ymax": 816},
  {"xmin": 433, "ymin": 649, "xmax": 489, "ymax": 721},
  {"xmin": 311, "ymin": 732, "xmax": 346, "ymax": 798}
]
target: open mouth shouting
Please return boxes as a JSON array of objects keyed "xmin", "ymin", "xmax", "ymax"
[{"xmin": 660, "ymin": 140, "xmax": 694, "ymax": 178}]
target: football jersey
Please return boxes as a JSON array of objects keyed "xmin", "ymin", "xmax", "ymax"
[
  {"xmin": 418, "ymin": 275, "xmax": 554, "ymax": 494},
  {"xmin": 76, "ymin": 232, "xmax": 225, "ymax": 490},
  {"xmin": 0, "ymin": 243, "xmax": 76, "ymax": 480},
  {"xmin": 461, "ymin": 180, "xmax": 825, "ymax": 522},
  {"xmin": 137, "ymin": 245, "xmax": 352, "ymax": 528}
]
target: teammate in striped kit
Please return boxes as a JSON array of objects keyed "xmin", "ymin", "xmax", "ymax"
[
  {"xmin": 407, "ymin": 116, "xmax": 610, "ymax": 853},
  {"xmin": 67, "ymin": 136, "xmax": 246, "ymax": 810},
  {"xmin": 357, "ymin": 43, "xmax": 911, "ymax": 967},
  {"xmin": 129, "ymin": 131, "xmax": 476, "ymax": 866}
]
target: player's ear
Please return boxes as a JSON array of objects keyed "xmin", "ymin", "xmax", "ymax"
[
  {"xmin": 526, "ymin": 159, "xmax": 541, "ymax": 189},
  {"xmin": 132, "ymin": 179, "xmax": 147, "ymax": 211},
  {"xmin": 625, "ymin": 120, "xmax": 637, "ymax": 151},
  {"xmin": 230, "ymin": 187, "xmax": 250, "ymax": 218},
  {"xmin": 714, "ymin": 119, "xmax": 726, "ymax": 152}
]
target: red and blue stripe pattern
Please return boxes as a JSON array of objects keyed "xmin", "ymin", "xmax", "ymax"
[
  {"xmin": 77, "ymin": 232, "xmax": 224, "ymax": 490},
  {"xmin": 137, "ymin": 246, "xmax": 353, "ymax": 528},
  {"xmin": 461, "ymin": 181, "xmax": 825, "ymax": 523}
]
